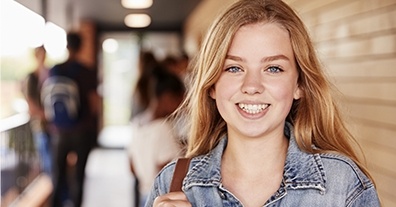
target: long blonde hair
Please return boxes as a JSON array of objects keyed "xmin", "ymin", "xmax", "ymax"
[{"xmin": 174, "ymin": 0, "xmax": 373, "ymax": 181}]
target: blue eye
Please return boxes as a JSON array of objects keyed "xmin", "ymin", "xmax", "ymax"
[
  {"xmin": 225, "ymin": 66, "xmax": 242, "ymax": 73},
  {"xmin": 266, "ymin": 66, "xmax": 282, "ymax": 73}
]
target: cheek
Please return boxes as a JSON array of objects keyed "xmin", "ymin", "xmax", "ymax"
[
  {"xmin": 266, "ymin": 81, "xmax": 297, "ymax": 104},
  {"xmin": 213, "ymin": 79, "xmax": 239, "ymax": 101},
  {"xmin": 211, "ymin": 79, "xmax": 239, "ymax": 117}
]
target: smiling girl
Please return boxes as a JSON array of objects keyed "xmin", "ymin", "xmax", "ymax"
[{"xmin": 144, "ymin": 0, "xmax": 381, "ymax": 206}]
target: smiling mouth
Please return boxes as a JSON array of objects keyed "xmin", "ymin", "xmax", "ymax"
[{"xmin": 238, "ymin": 103, "xmax": 270, "ymax": 114}]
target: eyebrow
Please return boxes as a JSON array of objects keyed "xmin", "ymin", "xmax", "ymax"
[
  {"xmin": 261, "ymin": 54, "xmax": 290, "ymax": 62},
  {"xmin": 225, "ymin": 55, "xmax": 243, "ymax": 61},
  {"xmin": 225, "ymin": 54, "xmax": 291, "ymax": 62}
]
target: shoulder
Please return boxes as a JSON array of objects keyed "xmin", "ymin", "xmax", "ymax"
[
  {"xmin": 71, "ymin": 61, "xmax": 92, "ymax": 73},
  {"xmin": 319, "ymin": 153, "xmax": 372, "ymax": 186},
  {"xmin": 158, "ymin": 156, "xmax": 199, "ymax": 177},
  {"xmin": 149, "ymin": 118, "xmax": 170, "ymax": 129},
  {"xmin": 48, "ymin": 64, "xmax": 64, "ymax": 75},
  {"xmin": 51, "ymin": 63, "xmax": 64, "ymax": 70},
  {"xmin": 145, "ymin": 159, "xmax": 180, "ymax": 205},
  {"xmin": 318, "ymin": 153, "xmax": 377, "ymax": 201},
  {"xmin": 130, "ymin": 109, "xmax": 153, "ymax": 126},
  {"xmin": 26, "ymin": 72, "xmax": 36, "ymax": 78},
  {"xmin": 319, "ymin": 153, "xmax": 380, "ymax": 206},
  {"xmin": 152, "ymin": 159, "xmax": 178, "ymax": 193},
  {"xmin": 24, "ymin": 72, "xmax": 37, "ymax": 83},
  {"xmin": 154, "ymin": 156, "xmax": 201, "ymax": 189}
]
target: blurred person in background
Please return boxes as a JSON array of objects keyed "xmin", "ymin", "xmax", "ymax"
[
  {"xmin": 127, "ymin": 66, "xmax": 186, "ymax": 207},
  {"xmin": 175, "ymin": 53, "xmax": 190, "ymax": 81},
  {"xmin": 42, "ymin": 32, "xmax": 100, "ymax": 207},
  {"xmin": 130, "ymin": 51, "xmax": 159, "ymax": 119},
  {"xmin": 161, "ymin": 55, "xmax": 178, "ymax": 75},
  {"xmin": 161, "ymin": 54, "xmax": 189, "ymax": 81},
  {"xmin": 21, "ymin": 45, "xmax": 53, "ymax": 177}
]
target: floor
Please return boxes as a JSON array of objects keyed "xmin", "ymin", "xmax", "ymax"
[
  {"xmin": 82, "ymin": 148, "xmax": 135, "ymax": 207},
  {"xmin": 82, "ymin": 125, "xmax": 135, "ymax": 207}
]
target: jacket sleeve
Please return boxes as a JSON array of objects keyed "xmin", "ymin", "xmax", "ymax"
[
  {"xmin": 144, "ymin": 179, "xmax": 160, "ymax": 207},
  {"xmin": 144, "ymin": 161, "xmax": 177, "ymax": 207}
]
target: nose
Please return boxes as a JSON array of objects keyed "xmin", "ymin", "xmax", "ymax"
[{"xmin": 241, "ymin": 71, "xmax": 264, "ymax": 94}]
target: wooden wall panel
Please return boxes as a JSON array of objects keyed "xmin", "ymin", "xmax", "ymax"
[
  {"xmin": 310, "ymin": 3, "xmax": 396, "ymax": 41},
  {"xmin": 318, "ymin": 33, "xmax": 396, "ymax": 58},
  {"xmin": 348, "ymin": 103, "xmax": 396, "ymax": 125},
  {"xmin": 336, "ymin": 82, "xmax": 396, "ymax": 101},
  {"xmin": 371, "ymin": 170, "xmax": 396, "ymax": 207},
  {"xmin": 357, "ymin": 125, "xmax": 396, "ymax": 150},
  {"xmin": 326, "ymin": 59, "xmax": 396, "ymax": 77}
]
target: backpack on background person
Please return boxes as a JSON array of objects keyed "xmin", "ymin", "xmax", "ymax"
[{"xmin": 41, "ymin": 63, "xmax": 81, "ymax": 128}]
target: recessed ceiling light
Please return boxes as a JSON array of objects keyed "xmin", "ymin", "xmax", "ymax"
[
  {"xmin": 124, "ymin": 14, "xmax": 151, "ymax": 28},
  {"xmin": 121, "ymin": 0, "xmax": 153, "ymax": 9}
]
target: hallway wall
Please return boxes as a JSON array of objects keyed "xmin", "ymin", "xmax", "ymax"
[{"xmin": 185, "ymin": 0, "xmax": 396, "ymax": 206}]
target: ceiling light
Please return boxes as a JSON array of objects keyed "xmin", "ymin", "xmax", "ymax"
[
  {"xmin": 121, "ymin": 0, "xmax": 153, "ymax": 9},
  {"xmin": 124, "ymin": 14, "xmax": 151, "ymax": 28},
  {"xmin": 102, "ymin": 38, "xmax": 119, "ymax": 53}
]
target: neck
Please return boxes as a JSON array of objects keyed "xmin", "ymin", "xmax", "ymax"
[
  {"xmin": 222, "ymin": 134, "xmax": 289, "ymax": 176},
  {"xmin": 37, "ymin": 63, "xmax": 45, "ymax": 70},
  {"xmin": 68, "ymin": 51, "xmax": 79, "ymax": 61}
]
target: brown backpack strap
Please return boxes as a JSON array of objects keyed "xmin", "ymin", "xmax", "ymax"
[{"xmin": 169, "ymin": 158, "xmax": 191, "ymax": 192}]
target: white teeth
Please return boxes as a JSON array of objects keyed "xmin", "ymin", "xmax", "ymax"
[{"xmin": 238, "ymin": 103, "xmax": 269, "ymax": 114}]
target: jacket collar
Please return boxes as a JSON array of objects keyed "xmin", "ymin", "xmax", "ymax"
[
  {"xmin": 282, "ymin": 122, "xmax": 326, "ymax": 192},
  {"xmin": 184, "ymin": 122, "xmax": 326, "ymax": 193}
]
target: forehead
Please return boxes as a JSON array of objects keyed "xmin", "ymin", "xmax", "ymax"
[
  {"xmin": 234, "ymin": 22, "xmax": 290, "ymax": 44},
  {"xmin": 227, "ymin": 22, "xmax": 293, "ymax": 59}
]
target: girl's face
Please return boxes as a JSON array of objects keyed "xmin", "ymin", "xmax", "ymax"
[{"xmin": 210, "ymin": 22, "xmax": 301, "ymax": 140}]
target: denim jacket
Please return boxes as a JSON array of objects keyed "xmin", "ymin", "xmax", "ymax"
[{"xmin": 145, "ymin": 123, "xmax": 380, "ymax": 207}]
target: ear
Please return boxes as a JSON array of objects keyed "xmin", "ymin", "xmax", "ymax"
[
  {"xmin": 293, "ymin": 85, "xmax": 302, "ymax": 100},
  {"xmin": 209, "ymin": 87, "xmax": 216, "ymax": 99}
]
